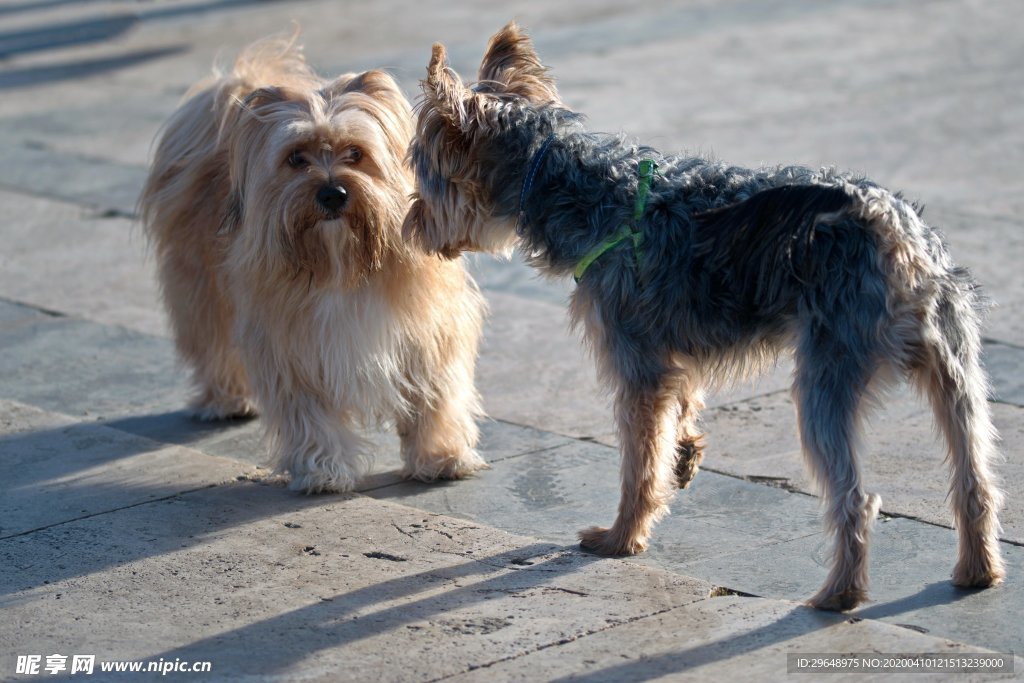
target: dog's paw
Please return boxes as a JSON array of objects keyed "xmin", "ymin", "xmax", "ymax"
[
  {"xmin": 287, "ymin": 469, "xmax": 357, "ymax": 495},
  {"xmin": 191, "ymin": 396, "xmax": 258, "ymax": 422},
  {"xmin": 403, "ymin": 450, "xmax": 489, "ymax": 482},
  {"xmin": 578, "ymin": 526, "xmax": 647, "ymax": 556},
  {"xmin": 806, "ymin": 587, "xmax": 865, "ymax": 612},
  {"xmin": 952, "ymin": 557, "xmax": 1006, "ymax": 588},
  {"xmin": 674, "ymin": 441, "xmax": 703, "ymax": 489}
]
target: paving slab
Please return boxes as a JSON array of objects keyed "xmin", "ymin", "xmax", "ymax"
[
  {"xmin": 0, "ymin": 189, "xmax": 164, "ymax": 337},
  {"xmin": 0, "ymin": 399, "xmax": 259, "ymax": 539},
  {"xmin": 442, "ymin": 595, "xmax": 1022, "ymax": 683},
  {"xmin": 933, "ymin": 211, "xmax": 1024, "ymax": 350},
  {"xmin": 985, "ymin": 341, "xmax": 1024, "ymax": 408},
  {"xmin": 696, "ymin": 388, "xmax": 1024, "ymax": 543},
  {"xmin": 0, "ymin": 485, "xmax": 711, "ymax": 682},
  {"xmin": 0, "ymin": 301, "xmax": 183, "ymax": 419},
  {"xmin": 370, "ymin": 440, "xmax": 822, "ymax": 556},
  {"xmin": 682, "ymin": 518, "xmax": 1024, "ymax": 657},
  {"xmin": 365, "ymin": 435, "xmax": 1024, "ymax": 654},
  {"xmin": 0, "ymin": 83, "xmax": 179, "ymax": 168},
  {"xmin": 0, "ymin": 297, "xmax": 54, "ymax": 325},
  {"xmin": 466, "ymin": 253, "xmax": 574, "ymax": 310},
  {"xmin": 0, "ymin": 140, "xmax": 144, "ymax": 217}
]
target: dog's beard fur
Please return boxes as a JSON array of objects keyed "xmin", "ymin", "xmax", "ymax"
[
  {"xmin": 406, "ymin": 22, "xmax": 1006, "ymax": 611},
  {"xmin": 141, "ymin": 37, "xmax": 487, "ymax": 494}
]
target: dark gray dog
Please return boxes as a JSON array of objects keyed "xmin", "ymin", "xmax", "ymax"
[{"xmin": 403, "ymin": 22, "xmax": 1004, "ymax": 610}]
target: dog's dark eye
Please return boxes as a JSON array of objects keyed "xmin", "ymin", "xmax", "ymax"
[
  {"xmin": 287, "ymin": 151, "xmax": 309, "ymax": 169},
  {"xmin": 347, "ymin": 146, "xmax": 362, "ymax": 163}
]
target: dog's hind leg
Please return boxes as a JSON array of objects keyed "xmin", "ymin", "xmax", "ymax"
[
  {"xmin": 158, "ymin": 253, "xmax": 256, "ymax": 421},
  {"xmin": 579, "ymin": 378, "xmax": 682, "ymax": 555},
  {"xmin": 673, "ymin": 377, "xmax": 706, "ymax": 489},
  {"xmin": 795, "ymin": 332, "xmax": 880, "ymax": 611},
  {"xmin": 912, "ymin": 279, "xmax": 1004, "ymax": 588}
]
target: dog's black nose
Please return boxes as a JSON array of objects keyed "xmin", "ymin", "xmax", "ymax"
[{"xmin": 316, "ymin": 185, "xmax": 348, "ymax": 213}]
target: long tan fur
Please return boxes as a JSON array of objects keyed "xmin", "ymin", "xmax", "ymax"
[{"xmin": 141, "ymin": 36, "xmax": 487, "ymax": 492}]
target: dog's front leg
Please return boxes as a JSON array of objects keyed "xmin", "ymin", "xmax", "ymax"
[
  {"xmin": 397, "ymin": 383, "xmax": 487, "ymax": 483},
  {"xmin": 265, "ymin": 397, "xmax": 371, "ymax": 494},
  {"xmin": 579, "ymin": 380, "xmax": 682, "ymax": 555}
]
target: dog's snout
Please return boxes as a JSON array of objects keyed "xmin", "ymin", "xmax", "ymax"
[{"xmin": 316, "ymin": 185, "xmax": 348, "ymax": 213}]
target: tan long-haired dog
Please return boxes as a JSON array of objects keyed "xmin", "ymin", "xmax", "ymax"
[{"xmin": 141, "ymin": 37, "xmax": 487, "ymax": 492}]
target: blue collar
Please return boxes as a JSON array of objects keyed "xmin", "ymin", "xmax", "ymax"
[{"xmin": 517, "ymin": 133, "xmax": 557, "ymax": 223}]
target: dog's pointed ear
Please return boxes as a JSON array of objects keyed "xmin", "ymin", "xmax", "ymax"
[
  {"xmin": 424, "ymin": 42, "xmax": 471, "ymax": 129},
  {"xmin": 477, "ymin": 22, "xmax": 560, "ymax": 104}
]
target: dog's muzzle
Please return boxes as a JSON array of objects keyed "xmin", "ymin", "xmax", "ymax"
[{"xmin": 316, "ymin": 184, "xmax": 348, "ymax": 217}]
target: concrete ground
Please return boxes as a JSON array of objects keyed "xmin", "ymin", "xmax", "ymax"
[{"xmin": 1, "ymin": 0, "xmax": 1022, "ymax": 680}]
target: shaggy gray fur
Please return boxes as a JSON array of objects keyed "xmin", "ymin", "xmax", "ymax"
[{"xmin": 408, "ymin": 63, "xmax": 1005, "ymax": 610}]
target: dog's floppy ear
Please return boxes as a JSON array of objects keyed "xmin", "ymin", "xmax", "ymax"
[
  {"xmin": 338, "ymin": 70, "xmax": 412, "ymax": 123},
  {"xmin": 402, "ymin": 196, "xmax": 436, "ymax": 250},
  {"xmin": 218, "ymin": 191, "xmax": 243, "ymax": 236},
  {"xmin": 321, "ymin": 70, "xmax": 413, "ymax": 165},
  {"xmin": 424, "ymin": 42, "xmax": 473, "ymax": 130},
  {"xmin": 477, "ymin": 22, "xmax": 560, "ymax": 104},
  {"xmin": 242, "ymin": 86, "xmax": 287, "ymax": 110},
  {"xmin": 340, "ymin": 70, "xmax": 400, "ymax": 97},
  {"xmin": 318, "ymin": 70, "xmax": 403, "ymax": 103},
  {"xmin": 402, "ymin": 195, "xmax": 462, "ymax": 259}
]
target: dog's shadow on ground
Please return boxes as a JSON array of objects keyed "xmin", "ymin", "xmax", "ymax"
[
  {"xmin": 546, "ymin": 603, "xmax": 844, "ymax": 683},
  {"xmin": 0, "ymin": 409, "xmax": 272, "ymax": 587},
  {"xmin": 855, "ymin": 580, "xmax": 978, "ymax": 621},
  {"xmin": 105, "ymin": 409, "xmax": 265, "ymax": 460},
  {"xmin": 0, "ymin": 408, "xmax": 265, "ymax": 491},
  {"xmin": 144, "ymin": 542, "xmax": 603, "ymax": 676},
  {"xmin": 0, "ymin": 408, "xmax": 531, "ymax": 594},
  {"xmin": 541, "ymin": 583, "xmax": 989, "ymax": 682}
]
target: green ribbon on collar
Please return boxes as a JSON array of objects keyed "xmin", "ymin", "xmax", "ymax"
[{"xmin": 574, "ymin": 159, "xmax": 658, "ymax": 283}]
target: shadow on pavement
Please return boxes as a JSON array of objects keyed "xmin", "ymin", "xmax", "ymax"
[
  {"xmin": 0, "ymin": 46, "xmax": 188, "ymax": 90},
  {"xmin": 0, "ymin": 481, "xmax": 342, "ymax": 595},
  {"xmin": 0, "ymin": 0, "xmax": 105, "ymax": 19},
  {"xmin": 0, "ymin": 14, "xmax": 138, "ymax": 59},
  {"xmin": 148, "ymin": 543, "xmax": 601, "ymax": 677},
  {"xmin": 549, "ymin": 603, "xmax": 842, "ymax": 683},
  {"xmin": 854, "ymin": 580, "xmax": 976, "ymax": 621},
  {"xmin": 0, "ymin": 408, "xmax": 261, "ymax": 489}
]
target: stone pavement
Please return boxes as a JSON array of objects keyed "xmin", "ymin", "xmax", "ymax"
[{"xmin": 1, "ymin": 0, "xmax": 1023, "ymax": 680}]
